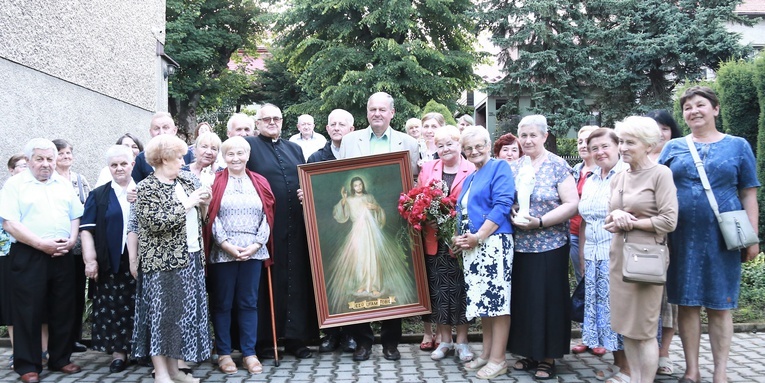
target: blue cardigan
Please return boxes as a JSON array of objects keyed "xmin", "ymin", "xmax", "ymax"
[{"xmin": 457, "ymin": 158, "xmax": 515, "ymax": 235}]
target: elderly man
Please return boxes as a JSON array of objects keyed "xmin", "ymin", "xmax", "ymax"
[
  {"xmin": 307, "ymin": 109, "xmax": 357, "ymax": 353},
  {"xmin": 338, "ymin": 92, "xmax": 419, "ymax": 362},
  {"xmin": 227, "ymin": 113, "xmax": 257, "ymax": 137},
  {"xmin": 289, "ymin": 114, "xmax": 326, "ymax": 160},
  {"xmin": 244, "ymin": 103, "xmax": 317, "ymax": 359},
  {"xmin": 0, "ymin": 138, "xmax": 84, "ymax": 383},
  {"xmin": 131, "ymin": 112, "xmax": 195, "ymax": 183}
]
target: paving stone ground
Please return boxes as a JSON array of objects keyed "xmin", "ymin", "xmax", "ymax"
[{"xmin": 1, "ymin": 333, "xmax": 764, "ymax": 382}]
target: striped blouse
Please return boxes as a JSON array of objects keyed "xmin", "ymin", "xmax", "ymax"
[{"xmin": 579, "ymin": 161, "xmax": 628, "ymax": 261}]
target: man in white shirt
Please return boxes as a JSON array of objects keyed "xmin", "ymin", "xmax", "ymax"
[
  {"xmin": 0, "ymin": 138, "xmax": 84, "ymax": 383},
  {"xmin": 289, "ymin": 114, "xmax": 327, "ymax": 160}
]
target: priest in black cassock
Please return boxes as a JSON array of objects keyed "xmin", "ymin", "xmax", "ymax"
[{"xmin": 244, "ymin": 104, "xmax": 318, "ymax": 359}]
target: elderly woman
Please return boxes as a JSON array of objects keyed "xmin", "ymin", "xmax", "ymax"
[
  {"xmin": 96, "ymin": 134, "xmax": 145, "ymax": 187},
  {"xmin": 607, "ymin": 116, "xmax": 678, "ymax": 383},
  {"xmin": 203, "ymin": 136, "xmax": 274, "ymax": 375},
  {"xmin": 645, "ymin": 109, "xmax": 682, "ymax": 376},
  {"xmin": 454, "ymin": 126, "xmax": 515, "ymax": 379},
  {"xmin": 457, "ymin": 115, "xmax": 474, "ymax": 132},
  {"xmin": 659, "ymin": 86, "xmax": 759, "ymax": 383},
  {"xmin": 417, "ymin": 126, "xmax": 476, "ymax": 362},
  {"xmin": 405, "ymin": 118, "xmax": 422, "ymax": 140},
  {"xmin": 183, "ymin": 132, "xmax": 222, "ymax": 186},
  {"xmin": 79, "ymin": 145, "xmax": 137, "ymax": 373},
  {"xmin": 492, "ymin": 133, "xmax": 523, "ymax": 162},
  {"xmin": 52, "ymin": 138, "xmax": 91, "ymax": 353},
  {"xmin": 1, "ymin": 154, "xmax": 28, "ymax": 369},
  {"xmin": 578, "ymin": 129, "xmax": 630, "ymax": 382},
  {"xmin": 507, "ymin": 115, "xmax": 578, "ymax": 381},
  {"xmin": 130, "ymin": 135, "xmax": 212, "ymax": 383}
]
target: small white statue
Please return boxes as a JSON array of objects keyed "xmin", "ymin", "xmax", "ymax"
[
  {"xmin": 514, "ymin": 156, "xmax": 536, "ymax": 224},
  {"xmin": 199, "ymin": 166, "xmax": 215, "ymax": 189}
]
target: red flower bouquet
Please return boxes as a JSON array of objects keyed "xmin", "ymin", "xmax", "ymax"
[{"xmin": 398, "ymin": 179, "xmax": 458, "ymax": 243}]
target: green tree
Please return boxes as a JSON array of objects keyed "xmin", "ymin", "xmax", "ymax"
[
  {"xmin": 716, "ymin": 59, "xmax": 760, "ymax": 155},
  {"xmin": 753, "ymin": 54, "xmax": 765, "ymax": 243},
  {"xmin": 597, "ymin": 0, "xmax": 751, "ymax": 125},
  {"xmin": 481, "ymin": 0, "xmax": 751, "ymax": 130},
  {"xmin": 165, "ymin": 0, "xmax": 264, "ymax": 137},
  {"xmin": 420, "ymin": 100, "xmax": 458, "ymax": 125},
  {"xmin": 478, "ymin": 0, "xmax": 600, "ymax": 136},
  {"xmin": 273, "ymin": 0, "xmax": 481, "ymax": 131}
]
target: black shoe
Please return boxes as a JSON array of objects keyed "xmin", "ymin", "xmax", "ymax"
[
  {"xmin": 341, "ymin": 334, "xmax": 357, "ymax": 353},
  {"xmin": 109, "ymin": 359, "xmax": 127, "ymax": 373},
  {"xmin": 319, "ymin": 334, "xmax": 341, "ymax": 353},
  {"xmin": 352, "ymin": 345, "xmax": 371, "ymax": 362},
  {"xmin": 72, "ymin": 342, "xmax": 87, "ymax": 353},
  {"xmin": 382, "ymin": 346, "xmax": 400, "ymax": 361},
  {"xmin": 256, "ymin": 346, "xmax": 276, "ymax": 360}
]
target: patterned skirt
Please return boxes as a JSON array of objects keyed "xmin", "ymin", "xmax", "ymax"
[
  {"xmin": 462, "ymin": 229, "xmax": 514, "ymax": 320},
  {"xmin": 91, "ymin": 252, "xmax": 137, "ymax": 354},
  {"xmin": 581, "ymin": 259, "xmax": 622, "ymax": 351},
  {"xmin": 131, "ymin": 251, "xmax": 212, "ymax": 362},
  {"xmin": 425, "ymin": 241, "xmax": 469, "ymax": 325}
]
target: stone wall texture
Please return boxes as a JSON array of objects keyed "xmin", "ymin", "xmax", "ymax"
[{"xmin": 0, "ymin": 0, "xmax": 165, "ymax": 183}]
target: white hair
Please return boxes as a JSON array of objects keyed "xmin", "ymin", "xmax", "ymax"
[
  {"xmin": 518, "ymin": 114, "xmax": 548, "ymax": 134},
  {"xmin": 227, "ymin": 113, "xmax": 255, "ymax": 132},
  {"xmin": 104, "ymin": 145, "xmax": 135, "ymax": 164},
  {"xmin": 23, "ymin": 138, "xmax": 57, "ymax": 160}
]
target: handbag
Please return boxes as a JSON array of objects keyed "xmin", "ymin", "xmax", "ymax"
[
  {"xmin": 617, "ymin": 173, "xmax": 669, "ymax": 285},
  {"xmin": 685, "ymin": 136, "xmax": 758, "ymax": 251},
  {"xmin": 570, "ymin": 279, "xmax": 585, "ymax": 323}
]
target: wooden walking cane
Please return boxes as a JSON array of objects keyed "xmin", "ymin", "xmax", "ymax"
[{"xmin": 266, "ymin": 264, "xmax": 280, "ymax": 366}]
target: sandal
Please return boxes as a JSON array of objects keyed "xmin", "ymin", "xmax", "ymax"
[
  {"xmin": 217, "ymin": 355, "xmax": 237, "ymax": 374},
  {"xmin": 476, "ymin": 361, "xmax": 508, "ymax": 380},
  {"xmin": 657, "ymin": 356, "xmax": 674, "ymax": 375},
  {"xmin": 534, "ymin": 361, "xmax": 556, "ymax": 380},
  {"xmin": 243, "ymin": 355, "xmax": 263, "ymax": 374},
  {"xmin": 455, "ymin": 343, "xmax": 474, "ymax": 362},
  {"xmin": 605, "ymin": 372, "xmax": 631, "ymax": 383},
  {"xmin": 465, "ymin": 356, "xmax": 489, "ymax": 371},
  {"xmin": 591, "ymin": 347, "xmax": 608, "ymax": 356},
  {"xmin": 171, "ymin": 371, "xmax": 200, "ymax": 383},
  {"xmin": 513, "ymin": 358, "xmax": 538, "ymax": 371},
  {"xmin": 430, "ymin": 342, "xmax": 453, "ymax": 360},
  {"xmin": 595, "ymin": 365, "xmax": 618, "ymax": 381},
  {"xmin": 420, "ymin": 339, "xmax": 436, "ymax": 351}
]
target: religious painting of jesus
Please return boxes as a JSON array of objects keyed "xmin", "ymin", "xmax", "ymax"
[{"xmin": 298, "ymin": 151, "xmax": 430, "ymax": 328}]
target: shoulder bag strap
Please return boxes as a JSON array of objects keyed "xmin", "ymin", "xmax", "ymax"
[{"xmin": 685, "ymin": 135, "xmax": 723, "ymax": 224}]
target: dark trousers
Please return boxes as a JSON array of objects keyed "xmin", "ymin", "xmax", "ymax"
[
  {"xmin": 71, "ymin": 251, "xmax": 86, "ymax": 343},
  {"xmin": 208, "ymin": 259, "xmax": 262, "ymax": 357},
  {"xmin": 347, "ymin": 318, "xmax": 401, "ymax": 349},
  {"xmin": 10, "ymin": 243, "xmax": 75, "ymax": 375}
]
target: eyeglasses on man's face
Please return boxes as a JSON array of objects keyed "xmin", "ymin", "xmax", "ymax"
[{"xmin": 258, "ymin": 116, "xmax": 283, "ymax": 124}]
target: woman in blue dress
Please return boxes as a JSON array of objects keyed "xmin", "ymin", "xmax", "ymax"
[{"xmin": 659, "ymin": 86, "xmax": 759, "ymax": 383}]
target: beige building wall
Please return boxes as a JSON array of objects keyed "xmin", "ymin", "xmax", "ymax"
[{"xmin": 0, "ymin": 0, "xmax": 167, "ymax": 183}]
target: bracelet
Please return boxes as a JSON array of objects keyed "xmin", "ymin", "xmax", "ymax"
[
  {"xmin": 476, "ymin": 234, "xmax": 484, "ymax": 246},
  {"xmin": 538, "ymin": 216, "xmax": 544, "ymax": 228}
]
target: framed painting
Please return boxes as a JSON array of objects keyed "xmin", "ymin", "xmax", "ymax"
[{"xmin": 298, "ymin": 151, "xmax": 430, "ymax": 328}]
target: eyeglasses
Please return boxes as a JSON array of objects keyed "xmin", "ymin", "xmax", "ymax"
[
  {"xmin": 14, "ymin": 163, "xmax": 27, "ymax": 169},
  {"xmin": 462, "ymin": 143, "xmax": 487, "ymax": 153},
  {"xmin": 258, "ymin": 116, "xmax": 283, "ymax": 123}
]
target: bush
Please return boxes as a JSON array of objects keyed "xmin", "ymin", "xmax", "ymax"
[
  {"xmin": 734, "ymin": 253, "xmax": 765, "ymax": 322},
  {"xmin": 421, "ymin": 100, "xmax": 458, "ymax": 126},
  {"xmin": 716, "ymin": 59, "xmax": 760, "ymax": 156},
  {"xmin": 754, "ymin": 53, "xmax": 765, "ymax": 244}
]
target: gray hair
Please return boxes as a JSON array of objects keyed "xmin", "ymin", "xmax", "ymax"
[
  {"xmin": 297, "ymin": 114, "xmax": 314, "ymax": 124},
  {"xmin": 518, "ymin": 114, "xmax": 548, "ymax": 134},
  {"xmin": 227, "ymin": 113, "xmax": 255, "ymax": 132},
  {"xmin": 368, "ymin": 92, "xmax": 395, "ymax": 109},
  {"xmin": 23, "ymin": 138, "xmax": 57, "ymax": 160},
  {"xmin": 460, "ymin": 125, "xmax": 491, "ymax": 147},
  {"xmin": 220, "ymin": 136, "xmax": 251, "ymax": 156},
  {"xmin": 457, "ymin": 115, "xmax": 474, "ymax": 125},
  {"xmin": 104, "ymin": 145, "xmax": 134, "ymax": 165},
  {"xmin": 328, "ymin": 109, "xmax": 354, "ymax": 126},
  {"xmin": 614, "ymin": 116, "xmax": 662, "ymax": 147}
]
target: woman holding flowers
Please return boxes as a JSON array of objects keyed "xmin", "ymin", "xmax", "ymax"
[
  {"xmin": 453, "ymin": 126, "xmax": 515, "ymax": 379},
  {"xmin": 416, "ymin": 125, "xmax": 476, "ymax": 362}
]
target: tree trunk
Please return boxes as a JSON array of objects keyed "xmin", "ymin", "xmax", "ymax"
[{"xmin": 169, "ymin": 93, "xmax": 201, "ymax": 143}]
